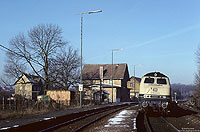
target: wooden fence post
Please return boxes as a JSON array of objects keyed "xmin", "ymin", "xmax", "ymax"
[
  {"xmin": 9, "ymin": 99, "xmax": 11, "ymax": 110},
  {"xmin": 3, "ymin": 97, "xmax": 4, "ymax": 110}
]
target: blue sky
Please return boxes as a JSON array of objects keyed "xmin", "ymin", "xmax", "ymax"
[{"xmin": 0, "ymin": 0, "xmax": 200, "ymax": 84}]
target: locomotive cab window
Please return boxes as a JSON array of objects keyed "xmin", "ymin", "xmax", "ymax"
[
  {"xmin": 144, "ymin": 78, "xmax": 154, "ymax": 83},
  {"xmin": 157, "ymin": 78, "xmax": 167, "ymax": 84}
]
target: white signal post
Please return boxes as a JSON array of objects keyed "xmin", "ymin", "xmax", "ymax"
[
  {"xmin": 79, "ymin": 84, "xmax": 83, "ymax": 91},
  {"xmin": 174, "ymin": 92, "xmax": 177, "ymax": 103}
]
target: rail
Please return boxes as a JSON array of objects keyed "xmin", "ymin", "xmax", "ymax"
[
  {"xmin": 161, "ymin": 117, "xmax": 180, "ymax": 132},
  {"xmin": 144, "ymin": 113, "xmax": 152, "ymax": 132},
  {"xmin": 144, "ymin": 113, "xmax": 180, "ymax": 132},
  {"xmin": 70, "ymin": 106, "xmax": 128, "ymax": 132},
  {"xmin": 2, "ymin": 103, "xmax": 131, "ymax": 132}
]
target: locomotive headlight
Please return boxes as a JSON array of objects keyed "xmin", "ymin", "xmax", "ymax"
[
  {"xmin": 163, "ymin": 96, "xmax": 166, "ymax": 99},
  {"xmin": 161, "ymin": 102, "xmax": 168, "ymax": 109},
  {"xmin": 142, "ymin": 101, "xmax": 148, "ymax": 108},
  {"xmin": 153, "ymin": 88, "xmax": 158, "ymax": 92}
]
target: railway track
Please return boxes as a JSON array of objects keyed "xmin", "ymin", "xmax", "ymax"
[
  {"xmin": 137, "ymin": 103, "xmax": 200, "ymax": 132},
  {"xmin": 144, "ymin": 113, "xmax": 180, "ymax": 132},
  {"xmin": 55, "ymin": 105, "xmax": 130, "ymax": 132},
  {"xmin": 1, "ymin": 103, "xmax": 132, "ymax": 132}
]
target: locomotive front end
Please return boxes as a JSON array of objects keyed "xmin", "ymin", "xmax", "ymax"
[{"xmin": 139, "ymin": 72, "xmax": 171, "ymax": 113}]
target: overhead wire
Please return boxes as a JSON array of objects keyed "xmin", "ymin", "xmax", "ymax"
[{"xmin": 0, "ymin": 44, "xmax": 43, "ymax": 66}]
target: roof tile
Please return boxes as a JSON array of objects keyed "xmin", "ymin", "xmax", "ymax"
[{"xmin": 82, "ymin": 64, "xmax": 127, "ymax": 80}]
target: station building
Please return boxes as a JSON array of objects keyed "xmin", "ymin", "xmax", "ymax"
[
  {"xmin": 82, "ymin": 63, "xmax": 130, "ymax": 102},
  {"xmin": 127, "ymin": 76, "xmax": 141, "ymax": 100}
]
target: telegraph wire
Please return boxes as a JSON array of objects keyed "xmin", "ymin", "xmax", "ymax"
[
  {"xmin": 0, "ymin": 44, "xmax": 24, "ymax": 57},
  {"xmin": 0, "ymin": 44, "xmax": 42, "ymax": 66}
]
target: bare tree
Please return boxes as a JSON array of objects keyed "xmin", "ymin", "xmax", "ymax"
[
  {"xmin": 1, "ymin": 51, "xmax": 27, "ymax": 86},
  {"xmin": 49, "ymin": 46, "xmax": 80, "ymax": 90},
  {"xmin": 7, "ymin": 24, "xmax": 67, "ymax": 91}
]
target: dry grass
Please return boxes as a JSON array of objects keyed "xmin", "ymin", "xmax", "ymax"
[
  {"xmin": 0, "ymin": 108, "xmax": 50, "ymax": 120},
  {"xmin": 0, "ymin": 102, "xmax": 95, "ymax": 120}
]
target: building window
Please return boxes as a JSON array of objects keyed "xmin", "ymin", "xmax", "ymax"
[{"xmin": 130, "ymin": 83, "xmax": 133, "ymax": 87}]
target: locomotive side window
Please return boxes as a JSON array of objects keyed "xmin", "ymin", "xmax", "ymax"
[
  {"xmin": 157, "ymin": 78, "xmax": 167, "ymax": 84},
  {"xmin": 144, "ymin": 78, "xmax": 154, "ymax": 83}
]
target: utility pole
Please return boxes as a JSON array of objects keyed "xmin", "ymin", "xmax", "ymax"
[
  {"xmin": 134, "ymin": 65, "xmax": 136, "ymax": 102},
  {"xmin": 132, "ymin": 64, "xmax": 142, "ymax": 102},
  {"xmin": 112, "ymin": 51, "xmax": 113, "ymax": 103},
  {"xmin": 80, "ymin": 15, "xmax": 83, "ymax": 107},
  {"xmin": 78, "ymin": 10, "xmax": 102, "ymax": 107},
  {"xmin": 111, "ymin": 48, "xmax": 122, "ymax": 103}
]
